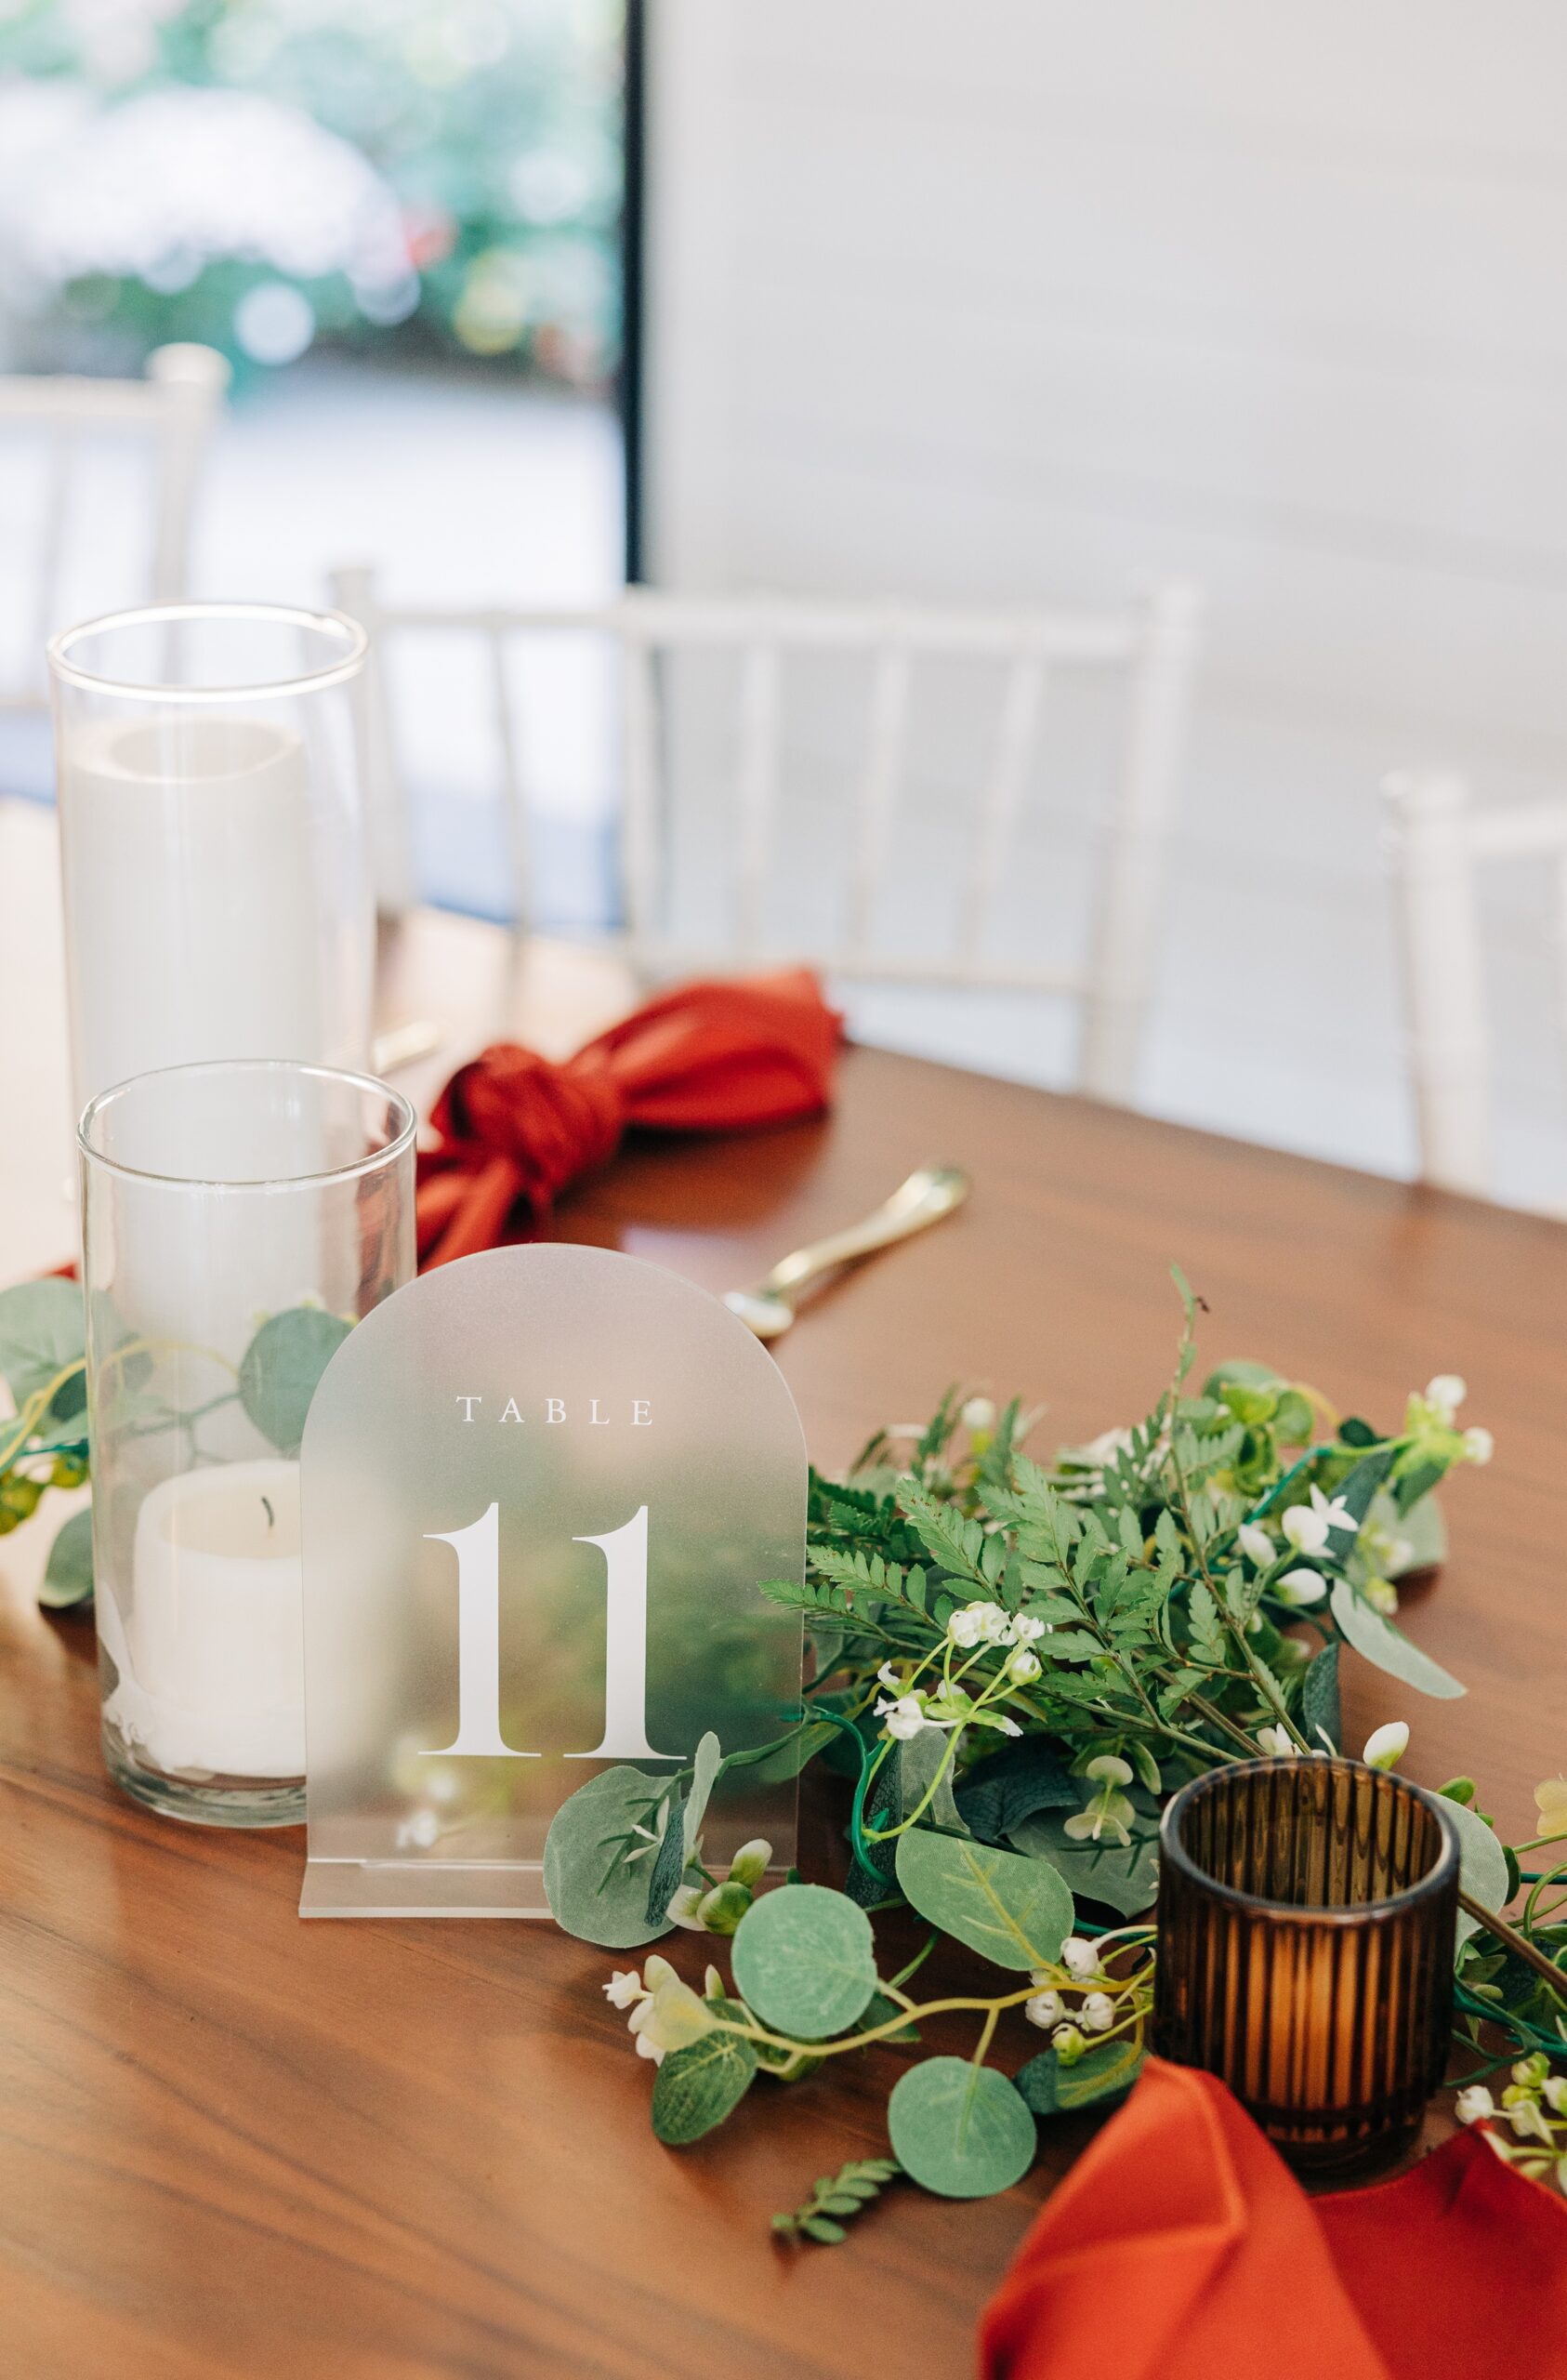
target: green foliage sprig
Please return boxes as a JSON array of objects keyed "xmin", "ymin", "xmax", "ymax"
[
  {"xmin": 771, "ymin": 2158, "xmax": 902, "ymax": 2245},
  {"xmin": 0, "ymin": 1278, "xmax": 352, "ymax": 1605}
]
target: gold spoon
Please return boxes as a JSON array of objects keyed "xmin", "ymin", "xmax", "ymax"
[{"xmin": 723, "ymin": 1164, "xmax": 969, "ymax": 1342}]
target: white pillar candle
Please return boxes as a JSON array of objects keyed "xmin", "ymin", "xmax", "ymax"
[
  {"xmin": 101, "ymin": 1458, "xmax": 307, "ymax": 1780},
  {"xmin": 58, "ymin": 712, "xmax": 327, "ymax": 1118}
]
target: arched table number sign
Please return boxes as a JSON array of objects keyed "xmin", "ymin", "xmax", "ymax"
[{"xmin": 297, "ymin": 1244, "xmax": 807, "ymax": 1916}]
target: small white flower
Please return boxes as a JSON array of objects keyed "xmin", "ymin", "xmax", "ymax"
[
  {"xmin": 1080, "ymin": 1991, "xmax": 1116, "ymax": 2033},
  {"xmin": 1274, "ymin": 1567, "xmax": 1327, "ymax": 1607},
  {"xmin": 1363, "ymin": 1720, "xmax": 1409, "ymax": 1771},
  {"xmin": 876, "ymin": 1694, "xmax": 928, "ymax": 1741},
  {"xmin": 961, "ymin": 1396, "xmax": 996, "ymax": 1434},
  {"xmin": 1007, "ymin": 1646, "xmax": 1042, "ymax": 1684},
  {"xmin": 634, "ymin": 2030, "xmax": 664, "ymax": 2062},
  {"xmin": 665, "ymin": 1884, "xmax": 706, "ymax": 1929},
  {"xmin": 1426, "ymin": 1374, "xmax": 1468, "ymax": 1421},
  {"xmin": 1238, "ymin": 1523, "xmax": 1276, "ymax": 1569},
  {"xmin": 1463, "ymin": 1427, "xmax": 1494, "ymax": 1467},
  {"xmin": 1060, "ymin": 1937, "xmax": 1099, "ymax": 1978},
  {"xmin": 1025, "ymin": 1990, "xmax": 1064, "ymax": 2030},
  {"xmin": 1543, "ymin": 2077, "xmax": 1567, "ymax": 2114},
  {"xmin": 1255, "ymin": 1725, "xmax": 1293, "ymax": 1758},
  {"xmin": 949, "ymin": 1599, "xmax": 1010, "ymax": 1649},
  {"xmin": 995, "ymin": 1715, "xmax": 1023, "ymax": 1738},
  {"xmin": 1063, "ymin": 1791, "xmax": 1134, "ymax": 1845},
  {"xmin": 1086, "ymin": 1754, "xmax": 1134, "ymax": 1787},
  {"xmin": 396, "ymin": 1807, "xmax": 441, "ymax": 1850},
  {"xmin": 1508, "ymin": 2098, "xmax": 1554, "ymax": 2145},
  {"xmin": 1455, "ymin": 2084, "xmax": 1495, "ymax": 2125},
  {"xmin": 1282, "ymin": 1484, "xmax": 1357, "ymax": 1556},
  {"xmin": 1081, "ymin": 1427, "xmax": 1134, "ymax": 1466},
  {"xmin": 603, "ymin": 1968, "xmax": 643, "ymax": 2009},
  {"xmin": 876, "ymin": 1660, "xmax": 902, "ymax": 1688},
  {"xmin": 1363, "ymin": 1576, "xmax": 1400, "ymax": 1616},
  {"xmin": 1009, "ymin": 1614, "xmax": 1047, "ymax": 1645}
]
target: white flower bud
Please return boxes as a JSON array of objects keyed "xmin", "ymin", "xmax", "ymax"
[
  {"xmin": 1080, "ymin": 1991, "xmax": 1115, "ymax": 2032},
  {"xmin": 1255, "ymin": 1726, "xmax": 1292, "ymax": 1758},
  {"xmin": 1052, "ymin": 2023, "xmax": 1086, "ymax": 2064},
  {"xmin": 1463, "ymin": 1427, "xmax": 1494, "ymax": 1467},
  {"xmin": 1455, "ymin": 2084, "xmax": 1495, "ymax": 2125},
  {"xmin": 961, "ymin": 1396, "xmax": 997, "ymax": 1434},
  {"xmin": 1274, "ymin": 1567, "xmax": 1327, "ymax": 1607},
  {"xmin": 1025, "ymin": 1990, "xmax": 1064, "ymax": 2030},
  {"xmin": 1060, "ymin": 1937, "xmax": 1099, "ymax": 1978},
  {"xmin": 728, "ymin": 1838, "xmax": 772, "ymax": 1888},
  {"xmin": 1425, "ymin": 1374, "xmax": 1467, "ymax": 1421},
  {"xmin": 1007, "ymin": 1646, "xmax": 1042, "ymax": 1684},
  {"xmin": 1363, "ymin": 1721, "xmax": 1409, "ymax": 1771},
  {"xmin": 1238, "ymin": 1523, "xmax": 1275, "ymax": 1568}
]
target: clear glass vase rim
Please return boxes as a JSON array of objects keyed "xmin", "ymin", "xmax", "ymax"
[
  {"xmin": 48, "ymin": 602, "xmax": 368, "ymax": 702},
  {"xmin": 1159, "ymin": 1754, "xmax": 1461, "ymax": 1923},
  {"xmin": 78, "ymin": 1058, "xmax": 416, "ymax": 1192}
]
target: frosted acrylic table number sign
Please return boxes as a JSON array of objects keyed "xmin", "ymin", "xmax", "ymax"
[{"xmin": 297, "ymin": 1244, "xmax": 807, "ymax": 1916}]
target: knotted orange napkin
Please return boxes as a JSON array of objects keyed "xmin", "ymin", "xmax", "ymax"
[
  {"xmin": 415, "ymin": 967, "xmax": 843, "ymax": 1267},
  {"xmin": 981, "ymin": 2056, "xmax": 1567, "ymax": 2380}
]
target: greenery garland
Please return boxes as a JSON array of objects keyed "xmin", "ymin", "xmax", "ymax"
[
  {"xmin": 7, "ymin": 1265, "xmax": 1560, "ymax": 2228},
  {"xmin": 545, "ymin": 1270, "xmax": 1566, "ymax": 2233}
]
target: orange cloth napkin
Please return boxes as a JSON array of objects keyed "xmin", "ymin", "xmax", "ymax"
[
  {"xmin": 981, "ymin": 2056, "xmax": 1567, "ymax": 2380},
  {"xmin": 415, "ymin": 967, "xmax": 843, "ymax": 1267}
]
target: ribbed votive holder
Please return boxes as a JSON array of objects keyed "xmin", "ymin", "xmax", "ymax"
[{"xmin": 1152, "ymin": 1756, "xmax": 1459, "ymax": 2174}]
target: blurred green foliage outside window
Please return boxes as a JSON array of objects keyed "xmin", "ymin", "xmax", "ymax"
[{"xmin": 0, "ymin": 0, "xmax": 624, "ymax": 386}]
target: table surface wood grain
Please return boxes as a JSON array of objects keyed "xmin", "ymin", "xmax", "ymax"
[{"xmin": 1, "ymin": 797, "xmax": 1562, "ymax": 2378}]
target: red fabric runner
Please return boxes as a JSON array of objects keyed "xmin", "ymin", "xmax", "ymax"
[
  {"xmin": 415, "ymin": 967, "xmax": 843, "ymax": 1267},
  {"xmin": 981, "ymin": 2056, "xmax": 1567, "ymax": 2380}
]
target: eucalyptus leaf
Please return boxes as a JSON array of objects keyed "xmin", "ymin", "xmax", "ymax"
[
  {"xmin": 896, "ymin": 1726, "xmax": 968, "ymax": 1835},
  {"xmin": 1330, "ymin": 1579, "xmax": 1465, "ymax": 1700},
  {"xmin": 1302, "ymin": 1641, "xmax": 1341, "ymax": 1753},
  {"xmin": 543, "ymin": 1765, "xmax": 678, "ymax": 1949},
  {"xmin": 39, "ymin": 1508, "xmax": 94, "ymax": 1609},
  {"xmin": 1014, "ymin": 2033, "xmax": 1145, "ymax": 2115},
  {"xmin": 886, "ymin": 2057, "xmax": 1035, "ymax": 2199},
  {"xmin": 0, "ymin": 1279, "xmax": 86, "ymax": 1408},
  {"xmin": 651, "ymin": 2002, "xmax": 757, "ymax": 2144},
  {"xmin": 1368, "ymin": 1487, "xmax": 1446, "ymax": 1577},
  {"xmin": 893, "ymin": 1830, "xmax": 1073, "ymax": 1970},
  {"xmin": 239, "ymin": 1306, "xmax": 352, "ymax": 1456},
  {"xmin": 730, "ymin": 1884, "xmax": 878, "ymax": 2040},
  {"xmin": 1442, "ymin": 1792, "xmax": 1511, "ymax": 1950},
  {"xmin": 1331, "ymin": 1445, "xmax": 1399, "ymax": 1533},
  {"xmin": 954, "ymin": 1737, "xmax": 1078, "ymax": 1844},
  {"xmin": 1008, "ymin": 1786, "xmax": 1161, "ymax": 1919}
]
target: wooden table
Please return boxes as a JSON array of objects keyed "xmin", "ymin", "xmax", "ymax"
[{"xmin": 2, "ymin": 798, "xmax": 1564, "ymax": 2376}]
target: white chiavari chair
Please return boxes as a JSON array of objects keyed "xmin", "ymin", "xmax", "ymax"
[
  {"xmin": 0, "ymin": 342, "xmax": 229, "ymax": 721},
  {"xmin": 332, "ymin": 571, "xmax": 1201, "ymax": 1105},
  {"xmin": 1384, "ymin": 770, "xmax": 1567, "ymax": 1205}
]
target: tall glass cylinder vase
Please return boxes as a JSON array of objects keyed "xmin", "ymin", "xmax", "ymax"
[
  {"xmin": 79, "ymin": 1061, "xmax": 415, "ymax": 1827},
  {"xmin": 49, "ymin": 602, "xmax": 372, "ymax": 1127}
]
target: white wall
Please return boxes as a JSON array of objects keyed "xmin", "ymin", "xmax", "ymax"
[{"xmin": 642, "ymin": 0, "xmax": 1567, "ymax": 1206}]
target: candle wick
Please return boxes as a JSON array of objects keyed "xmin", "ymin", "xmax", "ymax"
[{"xmin": 261, "ymin": 1496, "xmax": 275, "ymax": 1531}]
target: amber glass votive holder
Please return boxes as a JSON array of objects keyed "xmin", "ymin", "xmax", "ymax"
[{"xmin": 1152, "ymin": 1757, "xmax": 1459, "ymax": 2175}]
